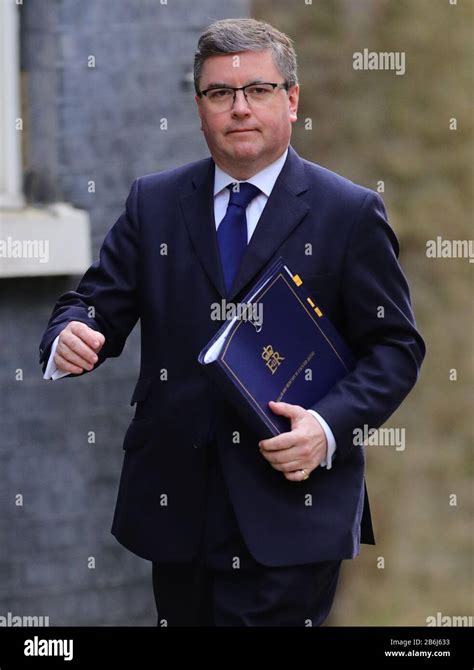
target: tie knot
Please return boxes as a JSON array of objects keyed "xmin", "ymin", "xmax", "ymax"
[{"xmin": 227, "ymin": 182, "xmax": 261, "ymax": 209}]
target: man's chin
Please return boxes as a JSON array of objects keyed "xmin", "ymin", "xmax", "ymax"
[{"xmin": 225, "ymin": 142, "xmax": 260, "ymax": 162}]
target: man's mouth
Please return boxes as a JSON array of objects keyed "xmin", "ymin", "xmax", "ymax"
[{"xmin": 227, "ymin": 129, "xmax": 256, "ymax": 134}]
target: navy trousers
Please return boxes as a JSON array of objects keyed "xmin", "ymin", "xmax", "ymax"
[{"xmin": 152, "ymin": 442, "xmax": 342, "ymax": 627}]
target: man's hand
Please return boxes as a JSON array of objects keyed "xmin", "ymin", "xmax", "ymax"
[
  {"xmin": 54, "ymin": 321, "xmax": 105, "ymax": 375},
  {"xmin": 258, "ymin": 401, "xmax": 328, "ymax": 482}
]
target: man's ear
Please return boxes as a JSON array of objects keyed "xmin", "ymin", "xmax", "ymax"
[
  {"xmin": 288, "ymin": 84, "xmax": 299, "ymax": 123},
  {"xmin": 195, "ymin": 94, "xmax": 204, "ymax": 131}
]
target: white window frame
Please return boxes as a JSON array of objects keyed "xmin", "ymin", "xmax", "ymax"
[
  {"xmin": 0, "ymin": 0, "xmax": 24, "ymax": 209},
  {"xmin": 0, "ymin": 0, "xmax": 91, "ymax": 278}
]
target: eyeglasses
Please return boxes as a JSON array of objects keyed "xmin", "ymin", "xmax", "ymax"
[{"xmin": 198, "ymin": 82, "xmax": 289, "ymax": 110}]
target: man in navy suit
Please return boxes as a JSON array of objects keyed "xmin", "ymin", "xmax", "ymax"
[{"xmin": 39, "ymin": 18, "xmax": 425, "ymax": 626}]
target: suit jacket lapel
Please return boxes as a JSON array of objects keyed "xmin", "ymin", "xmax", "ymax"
[
  {"xmin": 179, "ymin": 147, "xmax": 310, "ymax": 302},
  {"xmin": 179, "ymin": 159, "xmax": 227, "ymax": 298},
  {"xmin": 229, "ymin": 146, "xmax": 310, "ymax": 301}
]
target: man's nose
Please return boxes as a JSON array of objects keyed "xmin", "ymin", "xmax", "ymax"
[{"xmin": 231, "ymin": 89, "xmax": 251, "ymax": 115}]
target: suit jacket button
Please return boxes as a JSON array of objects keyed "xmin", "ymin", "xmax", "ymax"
[{"xmin": 193, "ymin": 443, "xmax": 200, "ymax": 449}]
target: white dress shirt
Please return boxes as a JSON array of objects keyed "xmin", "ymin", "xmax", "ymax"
[{"xmin": 44, "ymin": 146, "xmax": 337, "ymax": 468}]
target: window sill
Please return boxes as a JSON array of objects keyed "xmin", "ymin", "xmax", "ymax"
[{"xmin": 0, "ymin": 203, "xmax": 91, "ymax": 277}]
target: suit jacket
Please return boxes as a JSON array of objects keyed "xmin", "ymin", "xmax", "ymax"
[{"xmin": 39, "ymin": 146, "xmax": 425, "ymax": 566}]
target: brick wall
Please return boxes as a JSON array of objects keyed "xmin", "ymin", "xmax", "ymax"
[{"xmin": 1, "ymin": 0, "xmax": 248, "ymax": 626}]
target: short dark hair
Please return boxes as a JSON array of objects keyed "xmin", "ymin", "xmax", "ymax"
[{"xmin": 194, "ymin": 18, "xmax": 298, "ymax": 94}]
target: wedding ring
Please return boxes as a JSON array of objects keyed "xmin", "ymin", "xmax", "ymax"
[{"xmin": 300, "ymin": 469, "xmax": 310, "ymax": 480}]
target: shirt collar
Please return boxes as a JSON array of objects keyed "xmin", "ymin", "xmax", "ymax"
[{"xmin": 213, "ymin": 147, "xmax": 289, "ymax": 198}]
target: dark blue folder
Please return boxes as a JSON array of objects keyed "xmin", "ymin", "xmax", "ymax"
[{"xmin": 198, "ymin": 258, "xmax": 355, "ymax": 438}]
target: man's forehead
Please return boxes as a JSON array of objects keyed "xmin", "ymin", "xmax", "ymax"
[{"xmin": 200, "ymin": 49, "xmax": 279, "ymax": 82}]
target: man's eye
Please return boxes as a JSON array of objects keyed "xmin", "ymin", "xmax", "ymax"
[
  {"xmin": 208, "ymin": 89, "xmax": 232, "ymax": 99},
  {"xmin": 248, "ymin": 86, "xmax": 271, "ymax": 95}
]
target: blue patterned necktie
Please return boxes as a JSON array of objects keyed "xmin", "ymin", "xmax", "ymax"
[{"xmin": 217, "ymin": 182, "xmax": 261, "ymax": 294}]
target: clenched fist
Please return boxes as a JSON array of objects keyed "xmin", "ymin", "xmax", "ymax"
[{"xmin": 54, "ymin": 321, "xmax": 105, "ymax": 375}]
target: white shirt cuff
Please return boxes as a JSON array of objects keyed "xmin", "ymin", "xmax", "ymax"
[
  {"xmin": 307, "ymin": 409, "xmax": 336, "ymax": 470},
  {"xmin": 43, "ymin": 336, "xmax": 69, "ymax": 380}
]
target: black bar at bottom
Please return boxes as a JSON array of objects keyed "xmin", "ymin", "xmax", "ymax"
[{"xmin": 0, "ymin": 626, "xmax": 470, "ymax": 668}]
